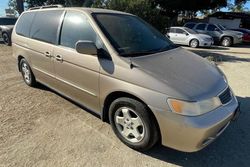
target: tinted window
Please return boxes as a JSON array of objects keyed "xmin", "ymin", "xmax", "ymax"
[
  {"xmin": 184, "ymin": 28, "xmax": 197, "ymax": 34},
  {"xmin": 207, "ymin": 24, "xmax": 217, "ymax": 31},
  {"xmin": 16, "ymin": 12, "xmax": 35, "ymax": 37},
  {"xmin": 169, "ymin": 28, "xmax": 175, "ymax": 33},
  {"xmin": 60, "ymin": 11, "xmax": 101, "ymax": 49},
  {"xmin": 30, "ymin": 10, "xmax": 63, "ymax": 44},
  {"xmin": 185, "ymin": 23, "xmax": 195, "ymax": 29},
  {"xmin": 93, "ymin": 14, "xmax": 176, "ymax": 57},
  {"xmin": 196, "ymin": 24, "xmax": 206, "ymax": 30},
  {"xmin": 0, "ymin": 18, "xmax": 17, "ymax": 25},
  {"xmin": 176, "ymin": 28, "xmax": 185, "ymax": 34}
]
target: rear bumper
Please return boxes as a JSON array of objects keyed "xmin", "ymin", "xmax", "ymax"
[{"xmin": 153, "ymin": 95, "xmax": 239, "ymax": 152}]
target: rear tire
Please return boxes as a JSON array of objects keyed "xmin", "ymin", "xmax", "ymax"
[
  {"xmin": 109, "ymin": 97, "xmax": 159, "ymax": 151},
  {"xmin": 2, "ymin": 33, "xmax": 11, "ymax": 46},
  {"xmin": 221, "ymin": 37, "xmax": 232, "ymax": 47},
  {"xmin": 189, "ymin": 39, "xmax": 199, "ymax": 48},
  {"xmin": 20, "ymin": 58, "xmax": 36, "ymax": 87}
]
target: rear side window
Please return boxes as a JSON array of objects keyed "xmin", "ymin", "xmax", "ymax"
[
  {"xmin": 196, "ymin": 24, "xmax": 206, "ymax": 30},
  {"xmin": 169, "ymin": 28, "xmax": 175, "ymax": 33},
  {"xmin": 176, "ymin": 28, "xmax": 185, "ymax": 34},
  {"xmin": 207, "ymin": 24, "xmax": 217, "ymax": 31},
  {"xmin": 185, "ymin": 23, "xmax": 195, "ymax": 29},
  {"xmin": 60, "ymin": 11, "xmax": 100, "ymax": 49},
  {"xmin": 16, "ymin": 12, "xmax": 35, "ymax": 37},
  {"xmin": 30, "ymin": 10, "xmax": 63, "ymax": 44}
]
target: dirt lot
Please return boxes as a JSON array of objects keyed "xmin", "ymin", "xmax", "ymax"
[{"xmin": 0, "ymin": 43, "xmax": 249, "ymax": 167}]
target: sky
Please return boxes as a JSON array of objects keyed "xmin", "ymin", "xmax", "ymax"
[{"xmin": 0, "ymin": 0, "xmax": 250, "ymax": 16}]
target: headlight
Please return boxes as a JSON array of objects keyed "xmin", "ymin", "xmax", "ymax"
[{"xmin": 167, "ymin": 97, "xmax": 222, "ymax": 116}]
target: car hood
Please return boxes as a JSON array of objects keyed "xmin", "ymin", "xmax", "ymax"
[
  {"xmin": 196, "ymin": 34, "xmax": 212, "ymax": 39},
  {"xmin": 130, "ymin": 47, "xmax": 227, "ymax": 101}
]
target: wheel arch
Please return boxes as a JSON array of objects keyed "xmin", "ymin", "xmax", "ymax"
[
  {"xmin": 221, "ymin": 36, "xmax": 234, "ymax": 44},
  {"xmin": 101, "ymin": 90, "xmax": 162, "ymax": 141},
  {"xmin": 17, "ymin": 55, "xmax": 25, "ymax": 72},
  {"xmin": 189, "ymin": 38, "xmax": 199, "ymax": 46}
]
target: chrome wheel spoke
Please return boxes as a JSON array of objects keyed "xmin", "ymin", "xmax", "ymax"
[
  {"xmin": 122, "ymin": 128, "xmax": 131, "ymax": 137},
  {"xmin": 121, "ymin": 108, "xmax": 131, "ymax": 119},
  {"xmin": 22, "ymin": 63, "xmax": 31, "ymax": 82},
  {"xmin": 115, "ymin": 116, "xmax": 125, "ymax": 126},
  {"xmin": 114, "ymin": 107, "xmax": 145, "ymax": 143},
  {"xmin": 131, "ymin": 117, "xmax": 143, "ymax": 128},
  {"xmin": 131, "ymin": 129, "xmax": 142, "ymax": 140}
]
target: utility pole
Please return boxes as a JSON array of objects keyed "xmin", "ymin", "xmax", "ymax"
[{"xmin": 16, "ymin": 0, "xmax": 24, "ymax": 14}]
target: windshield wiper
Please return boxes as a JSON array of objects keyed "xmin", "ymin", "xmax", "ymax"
[
  {"xmin": 120, "ymin": 50, "xmax": 158, "ymax": 57},
  {"xmin": 120, "ymin": 45, "xmax": 178, "ymax": 57}
]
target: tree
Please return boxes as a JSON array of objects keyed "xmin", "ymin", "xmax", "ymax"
[
  {"xmin": 9, "ymin": 0, "xmax": 93, "ymax": 12},
  {"xmin": 92, "ymin": 0, "xmax": 233, "ymax": 31},
  {"xmin": 92, "ymin": 0, "xmax": 170, "ymax": 32},
  {"xmin": 228, "ymin": 1, "xmax": 248, "ymax": 12}
]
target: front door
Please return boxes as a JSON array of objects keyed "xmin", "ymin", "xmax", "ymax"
[
  {"xmin": 207, "ymin": 24, "xmax": 222, "ymax": 43},
  {"xmin": 174, "ymin": 28, "xmax": 189, "ymax": 44},
  {"xmin": 53, "ymin": 11, "xmax": 102, "ymax": 113}
]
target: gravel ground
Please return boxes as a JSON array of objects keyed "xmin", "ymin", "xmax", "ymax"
[{"xmin": 0, "ymin": 43, "xmax": 249, "ymax": 167}]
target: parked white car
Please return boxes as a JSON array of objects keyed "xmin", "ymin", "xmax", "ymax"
[{"xmin": 167, "ymin": 27, "xmax": 214, "ymax": 48}]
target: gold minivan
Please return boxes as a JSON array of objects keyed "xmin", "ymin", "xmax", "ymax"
[{"xmin": 12, "ymin": 6, "xmax": 240, "ymax": 152}]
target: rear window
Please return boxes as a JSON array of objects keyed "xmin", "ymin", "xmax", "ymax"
[
  {"xmin": 0, "ymin": 18, "xmax": 17, "ymax": 25},
  {"xmin": 30, "ymin": 10, "xmax": 63, "ymax": 44},
  {"xmin": 16, "ymin": 12, "xmax": 35, "ymax": 37}
]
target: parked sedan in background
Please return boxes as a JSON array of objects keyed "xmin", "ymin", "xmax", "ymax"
[
  {"xmin": 167, "ymin": 27, "xmax": 213, "ymax": 48},
  {"xmin": 0, "ymin": 17, "xmax": 17, "ymax": 46},
  {"xmin": 184, "ymin": 22, "xmax": 243, "ymax": 47},
  {"xmin": 230, "ymin": 28, "xmax": 250, "ymax": 43}
]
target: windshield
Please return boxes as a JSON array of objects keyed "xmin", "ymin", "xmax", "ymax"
[
  {"xmin": 184, "ymin": 27, "xmax": 197, "ymax": 34},
  {"xmin": 93, "ymin": 13, "xmax": 176, "ymax": 57},
  {"xmin": 217, "ymin": 24, "xmax": 226, "ymax": 30}
]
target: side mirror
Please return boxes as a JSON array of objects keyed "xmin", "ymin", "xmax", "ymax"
[
  {"xmin": 215, "ymin": 28, "xmax": 219, "ymax": 31},
  {"xmin": 185, "ymin": 33, "xmax": 189, "ymax": 36},
  {"xmin": 75, "ymin": 40, "xmax": 97, "ymax": 55}
]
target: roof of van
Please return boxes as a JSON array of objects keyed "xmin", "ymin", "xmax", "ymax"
[{"xmin": 27, "ymin": 7, "xmax": 132, "ymax": 16}]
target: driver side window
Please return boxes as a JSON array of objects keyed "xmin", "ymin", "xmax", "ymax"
[{"xmin": 60, "ymin": 11, "xmax": 103, "ymax": 49}]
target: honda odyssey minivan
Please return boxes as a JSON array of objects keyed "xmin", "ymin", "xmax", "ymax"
[{"xmin": 12, "ymin": 6, "xmax": 240, "ymax": 152}]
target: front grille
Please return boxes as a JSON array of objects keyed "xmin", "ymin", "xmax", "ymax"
[{"xmin": 219, "ymin": 88, "xmax": 232, "ymax": 104}]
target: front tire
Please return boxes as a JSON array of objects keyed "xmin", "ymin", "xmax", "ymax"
[
  {"xmin": 221, "ymin": 37, "xmax": 232, "ymax": 47},
  {"xmin": 2, "ymin": 33, "xmax": 11, "ymax": 46},
  {"xmin": 189, "ymin": 39, "xmax": 199, "ymax": 48},
  {"xmin": 20, "ymin": 58, "xmax": 36, "ymax": 87},
  {"xmin": 109, "ymin": 97, "xmax": 159, "ymax": 151}
]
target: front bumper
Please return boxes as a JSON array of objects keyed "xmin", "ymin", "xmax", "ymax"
[
  {"xmin": 199, "ymin": 40, "xmax": 214, "ymax": 47},
  {"xmin": 234, "ymin": 37, "xmax": 243, "ymax": 44},
  {"xmin": 153, "ymin": 95, "xmax": 239, "ymax": 152}
]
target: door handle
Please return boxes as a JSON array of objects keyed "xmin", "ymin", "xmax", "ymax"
[
  {"xmin": 44, "ymin": 52, "xmax": 52, "ymax": 58},
  {"xmin": 55, "ymin": 55, "xmax": 63, "ymax": 62}
]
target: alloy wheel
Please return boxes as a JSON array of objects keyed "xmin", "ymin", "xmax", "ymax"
[{"xmin": 114, "ymin": 107, "xmax": 145, "ymax": 143}]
